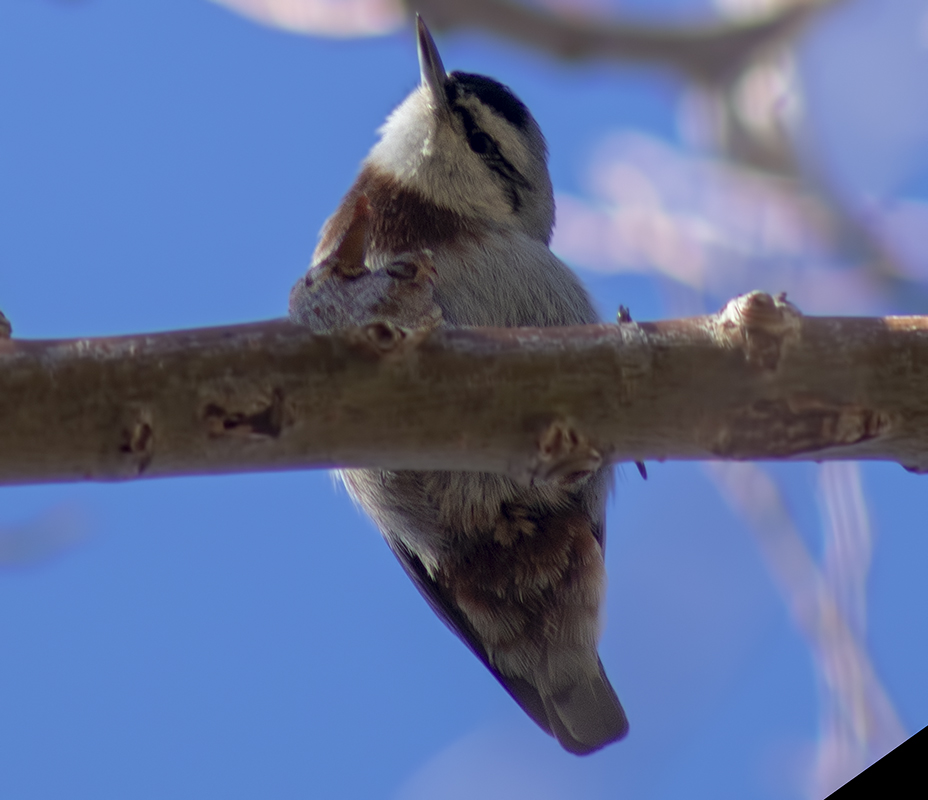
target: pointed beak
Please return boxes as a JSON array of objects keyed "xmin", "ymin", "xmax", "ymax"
[{"xmin": 416, "ymin": 15, "xmax": 449, "ymax": 110}]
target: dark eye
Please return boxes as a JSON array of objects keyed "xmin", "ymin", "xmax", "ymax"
[
  {"xmin": 385, "ymin": 260, "xmax": 418, "ymax": 280},
  {"xmin": 468, "ymin": 131, "xmax": 492, "ymax": 155}
]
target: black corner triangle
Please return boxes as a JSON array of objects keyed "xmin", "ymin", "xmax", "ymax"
[{"xmin": 827, "ymin": 725, "xmax": 927, "ymax": 798}]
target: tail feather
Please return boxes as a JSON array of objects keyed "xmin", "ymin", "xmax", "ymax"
[{"xmin": 540, "ymin": 659, "xmax": 629, "ymax": 756}]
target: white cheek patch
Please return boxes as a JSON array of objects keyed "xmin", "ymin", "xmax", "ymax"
[
  {"xmin": 369, "ymin": 89, "xmax": 434, "ymax": 180},
  {"xmin": 366, "ymin": 85, "xmax": 530, "ymax": 225}
]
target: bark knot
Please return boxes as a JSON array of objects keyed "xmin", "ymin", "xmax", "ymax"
[
  {"xmin": 711, "ymin": 397, "xmax": 891, "ymax": 458},
  {"xmin": 118, "ymin": 409, "xmax": 154, "ymax": 475},
  {"xmin": 533, "ymin": 419, "xmax": 603, "ymax": 484},
  {"xmin": 289, "ymin": 194, "xmax": 443, "ymax": 333},
  {"xmin": 716, "ymin": 291, "xmax": 802, "ymax": 371},
  {"xmin": 203, "ymin": 388, "xmax": 286, "ymax": 439}
]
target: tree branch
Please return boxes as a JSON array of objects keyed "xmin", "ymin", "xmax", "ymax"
[
  {"xmin": 1, "ymin": 291, "xmax": 927, "ymax": 487},
  {"xmin": 411, "ymin": 0, "xmax": 840, "ymax": 82}
]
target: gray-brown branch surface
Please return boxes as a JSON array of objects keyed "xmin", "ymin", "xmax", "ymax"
[{"xmin": 1, "ymin": 291, "xmax": 927, "ymax": 487}]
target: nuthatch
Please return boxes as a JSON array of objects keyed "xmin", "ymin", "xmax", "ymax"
[{"xmin": 290, "ymin": 17, "xmax": 627, "ymax": 754}]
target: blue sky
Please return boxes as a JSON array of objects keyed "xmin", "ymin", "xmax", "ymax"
[{"xmin": 1, "ymin": 2, "xmax": 926, "ymax": 798}]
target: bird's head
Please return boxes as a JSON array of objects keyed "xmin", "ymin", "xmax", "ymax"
[{"xmin": 366, "ymin": 16, "xmax": 555, "ymax": 243}]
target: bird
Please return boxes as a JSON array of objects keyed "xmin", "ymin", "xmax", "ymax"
[{"xmin": 289, "ymin": 16, "xmax": 628, "ymax": 755}]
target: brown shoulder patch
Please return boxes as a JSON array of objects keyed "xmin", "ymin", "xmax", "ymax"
[{"xmin": 316, "ymin": 166, "xmax": 477, "ymax": 261}]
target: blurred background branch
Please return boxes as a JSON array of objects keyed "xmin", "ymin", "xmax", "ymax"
[
  {"xmin": 0, "ymin": 504, "xmax": 91, "ymax": 568},
  {"xmin": 708, "ymin": 461, "xmax": 905, "ymax": 796},
  {"xmin": 206, "ymin": 0, "xmax": 923, "ymax": 304}
]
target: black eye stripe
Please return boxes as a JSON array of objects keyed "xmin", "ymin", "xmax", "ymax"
[
  {"xmin": 454, "ymin": 106, "xmax": 483, "ymax": 144},
  {"xmin": 452, "ymin": 106, "xmax": 530, "ymax": 188},
  {"xmin": 468, "ymin": 131, "xmax": 491, "ymax": 155}
]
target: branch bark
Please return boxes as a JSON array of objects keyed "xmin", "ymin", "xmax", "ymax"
[
  {"xmin": 1, "ymin": 291, "xmax": 927, "ymax": 487},
  {"xmin": 412, "ymin": 0, "xmax": 840, "ymax": 82}
]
